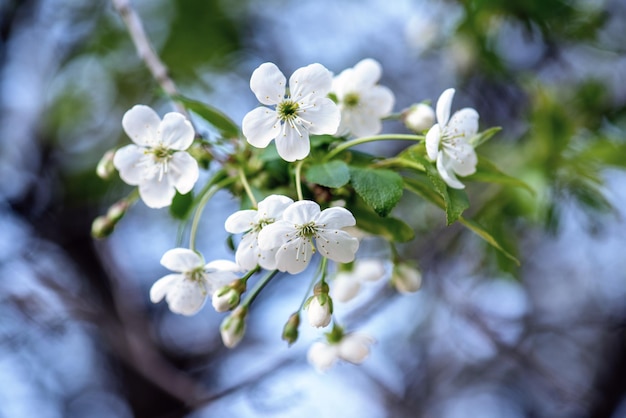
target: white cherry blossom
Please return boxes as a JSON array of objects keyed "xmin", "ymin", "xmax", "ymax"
[
  {"xmin": 242, "ymin": 62, "xmax": 340, "ymax": 162},
  {"xmin": 331, "ymin": 58, "xmax": 395, "ymax": 137},
  {"xmin": 257, "ymin": 201, "xmax": 359, "ymax": 274},
  {"xmin": 425, "ymin": 88, "xmax": 479, "ymax": 189},
  {"xmin": 149, "ymin": 248, "xmax": 240, "ymax": 316},
  {"xmin": 224, "ymin": 194, "xmax": 294, "ymax": 270},
  {"xmin": 332, "ymin": 258, "xmax": 386, "ymax": 302},
  {"xmin": 113, "ymin": 105, "xmax": 199, "ymax": 208},
  {"xmin": 307, "ymin": 333, "xmax": 375, "ymax": 372}
]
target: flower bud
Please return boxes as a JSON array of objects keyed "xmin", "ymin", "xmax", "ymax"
[
  {"xmin": 403, "ymin": 103, "xmax": 435, "ymax": 132},
  {"xmin": 212, "ymin": 287, "xmax": 240, "ymax": 312},
  {"xmin": 91, "ymin": 216, "xmax": 114, "ymax": 239},
  {"xmin": 220, "ymin": 306, "xmax": 247, "ymax": 348},
  {"xmin": 392, "ymin": 263, "xmax": 422, "ymax": 293},
  {"xmin": 332, "ymin": 273, "xmax": 361, "ymax": 302},
  {"xmin": 282, "ymin": 312, "xmax": 301, "ymax": 346},
  {"xmin": 307, "ymin": 295, "xmax": 332, "ymax": 328},
  {"xmin": 106, "ymin": 199, "xmax": 130, "ymax": 223},
  {"xmin": 96, "ymin": 149, "xmax": 116, "ymax": 180}
]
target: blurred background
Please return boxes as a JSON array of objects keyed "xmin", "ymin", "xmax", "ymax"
[{"xmin": 1, "ymin": 0, "xmax": 626, "ymax": 416}]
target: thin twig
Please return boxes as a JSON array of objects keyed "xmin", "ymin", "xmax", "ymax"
[{"xmin": 111, "ymin": 0, "xmax": 190, "ymax": 118}]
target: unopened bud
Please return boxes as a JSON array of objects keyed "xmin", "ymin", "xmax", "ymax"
[
  {"xmin": 96, "ymin": 150, "xmax": 116, "ymax": 180},
  {"xmin": 282, "ymin": 312, "xmax": 301, "ymax": 346},
  {"xmin": 220, "ymin": 306, "xmax": 247, "ymax": 348},
  {"xmin": 91, "ymin": 216, "xmax": 114, "ymax": 239},
  {"xmin": 188, "ymin": 142, "xmax": 213, "ymax": 170},
  {"xmin": 403, "ymin": 103, "xmax": 435, "ymax": 133},
  {"xmin": 106, "ymin": 199, "xmax": 130, "ymax": 223},
  {"xmin": 212, "ymin": 285, "xmax": 241, "ymax": 312},
  {"xmin": 307, "ymin": 295, "xmax": 332, "ymax": 328},
  {"xmin": 392, "ymin": 263, "xmax": 422, "ymax": 293}
]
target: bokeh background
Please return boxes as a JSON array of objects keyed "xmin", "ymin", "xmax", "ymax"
[{"xmin": 1, "ymin": 0, "xmax": 626, "ymax": 417}]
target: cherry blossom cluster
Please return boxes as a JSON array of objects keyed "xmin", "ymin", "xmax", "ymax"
[{"xmin": 94, "ymin": 57, "xmax": 491, "ymax": 371}]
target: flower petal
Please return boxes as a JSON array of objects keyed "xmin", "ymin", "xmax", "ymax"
[
  {"xmin": 307, "ymin": 341, "xmax": 338, "ymax": 372},
  {"xmin": 205, "ymin": 259, "xmax": 241, "ymax": 273},
  {"xmin": 150, "ymin": 274, "xmax": 181, "ymax": 303},
  {"xmin": 352, "ymin": 58, "xmax": 383, "ymax": 87},
  {"xmin": 300, "ymin": 97, "xmax": 341, "ymax": 135},
  {"xmin": 446, "ymin": 107, "xmax": 479, "ymax": 141},
  {"xmin": 235, "ymin": 232, "xmax": 262, "ymax": 270},
  {"xmin": 138, "ymin": 175, "xmax": 176, "ymax": 208},
  {"xmin": 242, "ymin": 107, "xmax": 280, "ymax": 149},
  {"xmin": 315, "ymin": 206, "xmax": 356, "ymax": 229},
  {"xmin": 122, "ymin": 105, "xmax": 161, "ymax": 146},
  {"xmin": 257, "ymin": 194, "xmax": 294, "ymax": 218},
  {"xmin": 289, "ymin": 63, "xmax": 333, "ymax": 99},
  {"xmin": 425, "ymin": 124, "xmax": 441, "ymax": 161},
  {"xmin": 338, "ymin": 333, "xmax": 374, "ymax": 364},
  {"xmin": 257, "ymin": 220, "xmax": 294, "ymax": 251},
  {"xmin": 158, "ymin": 112, "xmax": 194, "ymax": 150},
  {"xmin": 275, "ymin": 123, "xmax": 311, "ymax": 162},
  {"xmin": 225, "ymin": 209, "xmax": 258, "ymax": 234},
  {"xmin": 250, "ymin": 62, "xmax": 286, "ymax": 105},
  {"xmin": 436, "ymin": 88, "xmax": 455, "ymax": 127},
  {"xmin": 316, "ymin": 230, "xmax": 359, "ymax": 263},
  {"xmin": 354, "ymin": 259, "xmax": 386, "ymax": 282},
  {"xmin": 113, "ymin": 144, "xmax": 148, "ymax": 186},
  {"xmin": 169, "ymin": 152, "xmax": 199, "ymax": 194},
  {"xmin": 160, "ymin": 248, "xmax": 204, "ymax": 272},
  {"xmin": 283, "ymin": 200, "xmax": 321, "ymax": 224},
  {"xmin": 332, "ymin": 273, "xmax": 361, "ymax": 302},
  {"xmin": 275, "ymin": 237, "xmax": 314, "ymax": 274},
  {"xmin": 437, "ymin": 152, "xmax": 465, "ymax": 189},
  {"xmin": 165, "ymin": 279, "xmax": 207, "ymax": 316},
  {"xmin": 445, "ymin": 141, "xmax": 477, "ymax": 176},
  {"xmin": 361, "ymin": 85, "xmax": 395, "ymax": 117}
]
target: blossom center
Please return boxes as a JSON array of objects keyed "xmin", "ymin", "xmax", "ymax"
[
  {"xmin": 277, "ymin": 100, "xmax": 300, "ymax": 121},
  {"xmin": 253, "ymin": 218, "xmax": 275, "ymax": 233},
  {"xmin": 297, "ymin": 221, "xmax": 318, "ymax": 239},
  {"xmin": 344, "ymin": 92, "xmax": 360, "ymax": 108}
]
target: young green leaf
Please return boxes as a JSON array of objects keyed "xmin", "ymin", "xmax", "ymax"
[
  {"xmin": 469, "ymin": 126, "xmax": 501, "ymax": 148},
  {"xmin": 349, "ymin": 166, "xmax": 403, "ymax": 217},
  {"xmin": 174, "ymin": 95, "xmax": 240, "ymax": 139},
  {"xmin": 306, "ymin": 160, "xmax": 350, "ymax": 188},
  {"xmin": 467, "ymin": 157, "xmax": 534, "ymax": 194},
  {"xmin": 458, "ymin": 217, "xmax": 520, "ymax": 266},
  {"xmin": 350, "ymin": 205, "xmax": 415, "ymax": 242}
]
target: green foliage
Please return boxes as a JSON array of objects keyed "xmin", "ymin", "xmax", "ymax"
[
  {"xmin": 348, "ymin": 166, "xmax": 403, "ymax": 217},
  {"xmin": 169, "ymin": 191, "xmax": 194, "ymax": 220},
  {"xmin": 174, "ymin": 95, "xmax": 240, "ymax": 139},
  {"xmin": 350, "ymin": 205, "xmax": 415, "ymax": 243},
  {"xmin": 468, "ymin": 157, "xmax": 534, "ymax": 194},
  {"xmin": 305, "ymin": 161, "xmax": 350, "ymax": 188}
]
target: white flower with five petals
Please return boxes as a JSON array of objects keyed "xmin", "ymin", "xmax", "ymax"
[
  {"xmin": 307, "ymin": 333, "xmax": 375, "ymax": 372},
  {"xmin": 113, "ymin": 105, "xmax": 199, "ymax": 208},
  {"xmin": 425, "ymin": 88, "xmax": 478, "ymax": 189},
  {"xmin": 224, "ymin": 194, "xmax": 294, "ymax": 270},
  {"xmin": 150, "ymin": 248, "xmax": 240, "ymax": 316},
  {"xmin": 331, "ymin": 58, "xmax": 395, "ymax": 137},
  {"xmin": 257, "ymin": 201, "xmax": 359, "ymax": 274},
  {"xmin": 242, "ymin": 62, "xmax": 341, "ymax": 162}
]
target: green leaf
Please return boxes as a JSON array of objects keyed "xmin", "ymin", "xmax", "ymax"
[
  {"xmin": 458, "ymin": 217, "xmax": 520, "ymax": 266},
  {"xmin": 404, "ymin": 178, "xmax": 519, "ymax": 265},
  {"xmin": 412, "ymin": 155, "xmax": 469, "ymax": 225},
  {"xmin": 306, "ymin": 161, "xmax": 350, "ymax": 188},
  {"xmin": 170, "ymin": 191, "xmax": 194, "ymax": 220},
  {"xmin": 469, "ymin": 126, "xmax": 502, "ymax": 147},
  {"xmin": 350, "ymin": 206, "xmax": 415, "ymax": 242},
  {"xmin": 174, "ymin": 95, "xmax": 240, "ymax": 139},
  {"xmin": 467, "ymin": 157, "xmax": 535, "ymax": 194},
  {"xmin": 349, "ymin": 166, "xmax": 403, "ymax": 217}
]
